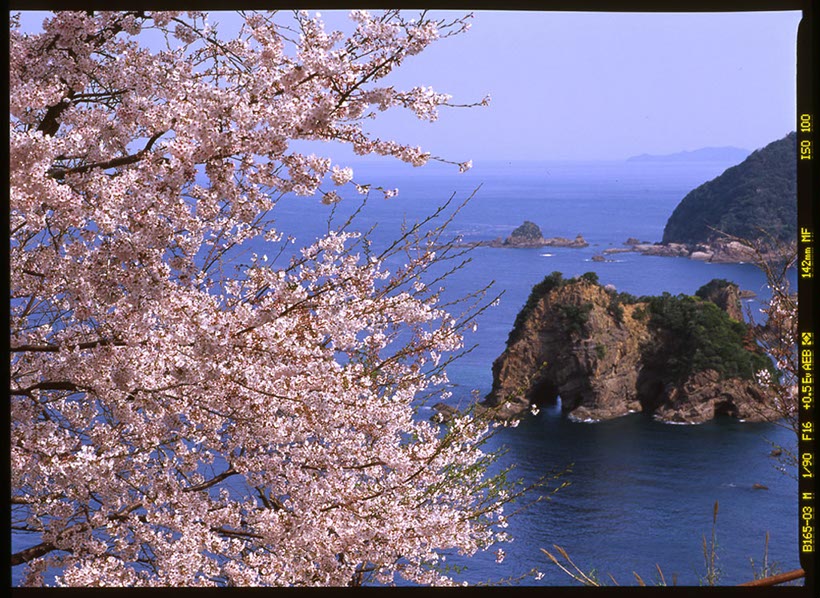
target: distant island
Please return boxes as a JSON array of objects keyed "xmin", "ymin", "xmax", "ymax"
[
  {"xmin": 475, "ymin": 272, "xmax": 777, "ymax": 424},
  {"xmin": 626, "ymin": 146, "xmax": 750, "ymax": 163}
]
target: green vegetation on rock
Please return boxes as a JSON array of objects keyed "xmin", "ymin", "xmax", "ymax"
[
  {"xmin": 558, "ymin": 302, "xmax": 594, "ymax": 336},
  {"xmin": 640, "ymin": 291, "xmax": 774, "ymax": 383},
  {"xmin": 580, "ymin": 272, "xmax": 599, "ymax": 285},
  {"xmin": 509, "ymin": 220, "xmax": 543, "ymax": 240},
  {"xmin": 507, "ymin": 273, "xmax": 773, "ymax": 383},
  {"xmin": 661, "ymin": 132, "xmax": 797, "ymax": 245}
]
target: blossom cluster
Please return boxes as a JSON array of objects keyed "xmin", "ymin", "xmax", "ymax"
[{"xmin": 10, "ymin": 10, "xmax": 507, "ymax": 587}]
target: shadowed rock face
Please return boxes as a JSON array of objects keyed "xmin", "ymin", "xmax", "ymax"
[
  {"xmin": 484, "ymin": 276, "xmax": 778, "ymax": 424},
  {"xmin": 509, "ymin": 220, "xmax": 543, "ymax": 241}
]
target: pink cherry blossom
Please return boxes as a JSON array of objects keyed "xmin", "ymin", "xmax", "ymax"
[{"xmin": 10, "ymin": 10, "xmax": 517, "ymax": 587}]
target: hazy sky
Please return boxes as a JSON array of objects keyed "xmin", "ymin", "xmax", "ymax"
[
  {"xmin": 17, "ymin": 10, "xmax": 802, "ymax": 161},
  {"xmin": 360, "ymin": 10, "xmax": 802, "ymax": 161}
]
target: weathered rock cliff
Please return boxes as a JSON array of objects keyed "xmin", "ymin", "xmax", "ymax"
[{"xmin": 484, "ymin": 273, "xmax": 778, "ymax": 424}]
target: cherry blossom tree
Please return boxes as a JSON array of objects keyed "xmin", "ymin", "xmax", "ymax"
[
  {"xmin": 695, "ymin": 230, "xmax": 800, "ymax": 477},
  {"xmin": 742, "ymin": 237, "xmax": 800, "ymax": 478},
  {"xmin": 9, "ymin": 10, "xmax": 523, "ymax": 586}
]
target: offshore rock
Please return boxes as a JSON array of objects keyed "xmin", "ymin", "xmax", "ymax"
[
  {"xmin": 453, "ymin": 221, "xmax": 589, "ymax": 250},
  {"xmin": 507, "ymin": 220, "xmax": 543, "ymax": 243},
  {"xmin": 633, "ymin": 243, "xmax": 691, "ymax": 258},
  {"xmin": 496, "ymin": 221, "xmax": 588, "ymax": 248},
  {"xmin": 612, "ymin": 238, "xmax": 795, "ymax": 265},
  {"xmin": 484, "ymin": 274, "xmax": 778, "ymax": 424},
  {"xmin": 486, "ymin": 276, "xmax": 648, "ymax": 421},
  {"xmin": 431, "ymin": 402, "xmax": 459, "ymax": 423}
]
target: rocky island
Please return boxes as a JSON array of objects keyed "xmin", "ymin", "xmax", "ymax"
[
  {"xmin": 469, "ymin": 220, "xmax": 588, "ymax": 249},
  {"xmin": 481, "ymin": 272, "xmax": 778, "ymax": 424}
]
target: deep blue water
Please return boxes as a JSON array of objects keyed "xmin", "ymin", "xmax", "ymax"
[
  {"xmin": 271, "ymin": 159, "xmax": 799, "ymax": 586},
  {"xmin": 12, "ymin": 159, "xmax": 800, "ymax": 586}
]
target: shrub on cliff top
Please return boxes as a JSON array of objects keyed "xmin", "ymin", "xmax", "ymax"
[
  {"xmin": 580, "ymin": 272, "xmax": 599, "ymax": 285},
  {"xmin": 694, "ymin": 278, "xmax": 736, "ymax": 300},
  {"xmin": 644, "ymin": 293, "xmax": 774, "ymax": 382}
]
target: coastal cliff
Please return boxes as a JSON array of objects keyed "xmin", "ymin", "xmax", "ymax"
[
  {"xmin": 662, "ymin": 132, "xmax": 797, "ymax": 247},
  {"xmin": 592, "ymin": 134, "xmax": 797, "ymax": 264},
  {"xmin": 483, "ymin": 273, "xmax": 778, "ymax": 424}
]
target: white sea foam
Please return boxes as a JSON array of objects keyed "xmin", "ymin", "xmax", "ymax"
[
  {"xmin": 654, "ymin": 416, "xmax": 697, "ymax": 425},
  {"xmin": 568, "ymin": 415, "xmax": 601, "ymax": 423}
]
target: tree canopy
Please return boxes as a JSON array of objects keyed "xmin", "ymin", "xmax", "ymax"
[{"xmin": 9, "ymin": 10, "xmax": 517, "ymax": 587}]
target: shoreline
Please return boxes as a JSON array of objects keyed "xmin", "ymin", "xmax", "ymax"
[{"xmin": 449, "ymin": 232, "xmax": 795, "ymax": 266}]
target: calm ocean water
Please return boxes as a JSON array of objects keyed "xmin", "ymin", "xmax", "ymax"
[
  {"xmin": 12, "ymin": 159, "xmax": 800, "ymax": 586},
  {"xmin": 272, "ymin": 158, "xmax": 800, "ymax": 586}
]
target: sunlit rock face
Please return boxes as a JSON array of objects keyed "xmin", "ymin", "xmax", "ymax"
[{"xmin": 484, "ymin": 275, "xmax": 778, "ymax": 424}]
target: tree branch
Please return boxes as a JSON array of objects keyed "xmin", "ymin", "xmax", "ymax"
[
  {"xmin": 182, "ymin": 468, "xmax": 238, "ymax": 493},
  {"xmin": 12, "ymin": 381, "xmax": 83, "ymax": 397},
  {"xmin": 33, "ymin": 11, "xmax": 146, "ymax": 137},
  {"xmin": 10, "ymin": 338, "xmax": 125, "ymax": 353},
  {"xmin": 11, "ymin": 541, "xmax": 60, "ymax": 567},
  {"xmin": 37, "ymin": 91, "xmax": 75, "ymax": 137},
  {"xmin": 212, "ymin": 526, "xmax": 264, "ymax": 540},
  {"xmin": 47, "ymin": 130, "xmax": 165, "ymax": 180},
  {"xmin": 11, "ymin": 501, "xmax": 145, "ymax": 566}
]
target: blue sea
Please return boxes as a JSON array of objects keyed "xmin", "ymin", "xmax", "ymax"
[
  {"xmin": 271, "ymin": 158, "xmax": 801, "ymax": 586},
  {"xmin": 12, "ymin": 158, "xmax": 801, "ymax": 586}
]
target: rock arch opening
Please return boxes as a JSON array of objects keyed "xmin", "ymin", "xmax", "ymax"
[
  {"xmin": 636, "ymin": 368, "xmax": 666, "ymax": 414},
  {"xmin": 528, "ymin": 376, "xmax": 560, "ymax": 409},
  {"xmin": 714, "ymin": 397, "xmax": 739, "ymax": 418}
]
